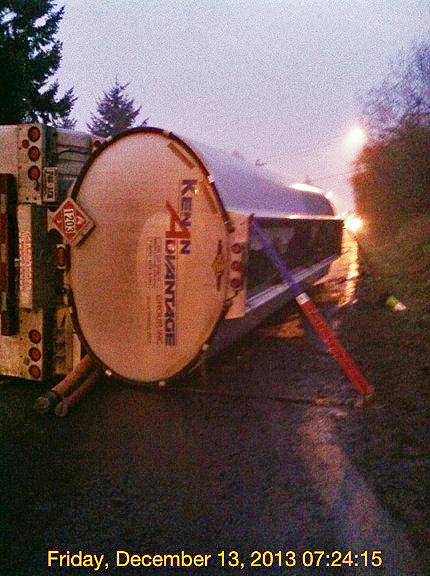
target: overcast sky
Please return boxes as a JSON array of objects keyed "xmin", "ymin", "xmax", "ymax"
[{"xmin": 56, "ymin": 0, "xmax": 429, "ymax": 212}]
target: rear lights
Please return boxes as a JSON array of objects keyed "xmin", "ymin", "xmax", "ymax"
[
  {"xmin": 28, "ymin": 165, "xmax": 41, "ymax": 181},
  {"xmin": 28, "ymin": 146, "xmax": 40, "ymax": 162},
  {"xmin": 28, "ymin": 126, "xmax": 41, "ymax": 142},
  {"xmin": 55, "ymin": 244, "xmax": 68, "ymax": 270},
  {"xmin": 230, "ymin": 242, "xmax": 243, "ymax": 290},
  {"xmin": 23, "ymin": 126, "xmax": 42, "ymax": 183},
  {"xmin": 29, "ymin": 347, "xmax": 42, "ymax": 362},
  {"xmin": 29, "ymin": 365, "xmax": 41, "ymax": 379},
  {"xmin": 29, "ymin": 329, "xmax": 42, "ymax": 344},
  {"xmin": 28, "ymin": 329, "xmax": 42, "ymax": 379}
]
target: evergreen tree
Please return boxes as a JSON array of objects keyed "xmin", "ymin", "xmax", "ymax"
[
  {"xmin": 0, "ymin": 0, "xmax": 76, "ymax": 125},
  {"xmin": 87, "ymin": 79, "xmax": 145, "ymax": 138}
]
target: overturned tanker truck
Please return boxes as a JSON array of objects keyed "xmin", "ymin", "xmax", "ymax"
[{"xmin": 66, "ymin": 126, "xmax": 343, "ymax": 385}]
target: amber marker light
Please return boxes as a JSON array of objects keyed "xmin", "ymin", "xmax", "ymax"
[{"xmin": 55, "ymin": 244, "xmax": 67, "ymax": 269}]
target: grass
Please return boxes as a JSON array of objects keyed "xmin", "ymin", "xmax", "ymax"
[
  {"xmin": 355, "ymin": 215, "xmax": 430, "ymax": 319},
  {"xmin": 335, "ymin": 216, "xmax": 430, "ymax": 570}
]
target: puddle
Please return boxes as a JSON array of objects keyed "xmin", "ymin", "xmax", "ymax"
[{"xmin": 258, "ymin": 230, "xmax": 359, "ymax": 341}]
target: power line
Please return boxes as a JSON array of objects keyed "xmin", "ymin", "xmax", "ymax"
[
  {"xmin": 260, "ymin": 133, "xmax": 347, "ymax": 163},
  {"xmin": 311, "ymin": 169, "xmax": 356, "ymax": 182}
]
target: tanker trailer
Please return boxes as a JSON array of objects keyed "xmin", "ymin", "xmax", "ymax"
[{"xmin": 67, "ymin": 127, "xmax": 343, "ymax": 385}]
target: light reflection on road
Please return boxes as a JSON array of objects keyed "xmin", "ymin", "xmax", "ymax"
[
  {"xmin": 314, "ymin": 228, "xmax": 360, "ymax": 309},
  {"xmin": 299, "ymin": 406, "xmax": 422, "ymax": 575},
  {"xmin": 257, "ymin": 229, "xmax": 359, "ymax": 342}
]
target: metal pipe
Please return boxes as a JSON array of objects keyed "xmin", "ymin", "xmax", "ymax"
[
  {"xmin": 34, "ymin": 355, "xmax": 94, "ymax": 413},
  {"xmin": 54, "ymin": 367, "xmax": 100, "ymax": 417}
]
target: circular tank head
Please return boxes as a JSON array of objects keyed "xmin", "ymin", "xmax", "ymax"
[{"xmin": 70, "ymin": 128, "xmax": 230, "ymax": 383}]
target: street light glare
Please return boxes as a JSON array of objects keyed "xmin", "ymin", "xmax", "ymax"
[
  {"xmin": 347, "ymin": 127, "xmax": 366, "ymax": 146},
  {"xmin": 345, "ymin": 215, "xmax": 363, "ymax": 233}
]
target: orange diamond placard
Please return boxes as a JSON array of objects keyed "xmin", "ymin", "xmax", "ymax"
[{"xmin": 51, "ymin": 198, "xmax": 95, "ymax": 245}]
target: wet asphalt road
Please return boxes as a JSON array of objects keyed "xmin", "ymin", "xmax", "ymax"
[
  {"xmin": 0, "ymin": 336, "xmax": 340, "ymax": 575},
  {"xmin": 1, "ymin": 330, "xmax": 420, "ymax": 576},
  {"xmin": 0, "ymin": 237, "xmax": 422, "ymax": 575}
]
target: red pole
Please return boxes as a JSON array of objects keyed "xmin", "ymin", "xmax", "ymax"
[
  {"xmin": 297, "ymin": 293, "xmax": 374, "ymax": 398},
  {"xmin": 250, "ymin": 218, "xmax": 374, "ymax": 399}
]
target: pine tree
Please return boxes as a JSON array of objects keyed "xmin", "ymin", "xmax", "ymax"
[
  {"xmin": 0, "ymin": 0, "xmax": 76, "ymax": 125},
  {"xmin": 87, "ymin": 79, "xmax": 145, "ymax": 138}
]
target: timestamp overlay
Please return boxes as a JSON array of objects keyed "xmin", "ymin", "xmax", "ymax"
[
  {"xmin": 112, "ymin": 548, "xmax": 384, "ymax": 570},
  {"xmin": 44, "ymin": 548, "xmax": 417, "ymax": 574}
]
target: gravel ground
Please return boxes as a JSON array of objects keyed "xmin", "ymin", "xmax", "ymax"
[{"xmin": 336, "ymin": 274, "xmax": 430, "ymax": 573}]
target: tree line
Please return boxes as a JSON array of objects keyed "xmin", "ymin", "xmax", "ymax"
[
  {"xmin": 351, "ymin": 41, "xmax": 430, "ymax": 240},
  {"xmin": 2, "ymin": 1, "xmax": 429, "ymax": 240},
  {"xmin": 0, "ymin": 1, "xmax": 142, "ymax": 135}
]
